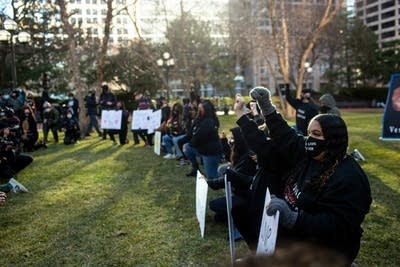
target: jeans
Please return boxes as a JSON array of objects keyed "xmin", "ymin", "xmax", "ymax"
[
  {"xmin": 183, "ymin": 143, "xmax": 221, "ymax": 180},
  {"xmin": 162, "ymin": 134, "xmax": 175, "ymax": 154},
  {"xmin": 172, "ymin": 135, "xmax": 186, "ymax": 157},
  {"xmin": 162, "ymin": 134, "xmax": 185, "ymax": 156}
]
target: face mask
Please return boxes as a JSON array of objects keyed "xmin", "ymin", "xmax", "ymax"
[{"xmin": 305, "ymin": 136, "xmax": 326, "ymax": 158}]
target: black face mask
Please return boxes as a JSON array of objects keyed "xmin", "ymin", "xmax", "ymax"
[{"xmin": 305, "ymin": 136, "xmax": 326, "ymax": 158}]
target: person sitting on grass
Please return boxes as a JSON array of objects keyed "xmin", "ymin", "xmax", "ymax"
[
  {"xmin": 162, "ymin": 102, "xmax": 186, "ymax": 159},
  {"xmin": 62, "ymin": 110, "xmax": 80, "ymax": 145},
  {"xmin": 0, "ymin": 124, "xmax": 29, "ymax": 193}
]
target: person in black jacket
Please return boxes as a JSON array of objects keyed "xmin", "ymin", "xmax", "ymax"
[
  {"xmin": 243, "ymin": 87, "xmax": 371, "ymax": 264},
  {"xmin": 284, "ymin": 85, "xmax": 318, "ymax": 135},
  {"xmin": 99, "ymin": 83, "xmax": 117, "ymax": 143},
  {"xmin": 182, "ymin": 100, "xmax": 223, "ymax": 181},
  {"xmin": 84, "ymin": 90, "xmax": 102, "ymax": 137}
]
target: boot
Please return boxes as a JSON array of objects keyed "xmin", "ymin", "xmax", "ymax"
[{"xmin": 185, "ymin": 168, "xmax": 197, "ymax": 177}]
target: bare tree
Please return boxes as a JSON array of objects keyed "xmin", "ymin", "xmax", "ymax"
[{"xmin": 266, "ymin": 0, "xmax": 345, "ymax": 98}]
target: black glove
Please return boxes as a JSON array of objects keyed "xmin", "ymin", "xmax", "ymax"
[
  {"xmin": 249, "ymin": 86, "xmax": 276, "ymax": 116},
  {"xmin": 266, "ymin": 195, "xmax": 298, "ymax": 229}
]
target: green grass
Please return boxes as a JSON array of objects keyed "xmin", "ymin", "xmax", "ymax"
[{"xmin": 0, "ymin": 111, "xmax": 399, "ymax": 266}]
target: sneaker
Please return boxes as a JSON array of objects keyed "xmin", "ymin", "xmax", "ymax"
[
  {"xmin": 176, "ymin": 159, "xmax": 190, "ymax": 166},
  {"xmin": 9, "ymin": 178, "xmax": 28, "ymax": 193},
  {"xmin": 163, "ymin": 153, "xmax": 175, "ymax": 159}
]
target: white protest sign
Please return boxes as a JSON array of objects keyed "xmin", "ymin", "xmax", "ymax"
[
  {"xmin": 131, "ymin": 109, "xmax": 153, "ymax": 130},
  {"xmin": 256, "ymin": 188, "xmax": 279, "ymax": 255},
  {"xmin": 147, "ymin": 109, "xmax": 162, "ymax": 134},
  {"xmin": 101, "ymin": 110, "xmax": 122, "ymax": 130},
  {"xmin": 196, "ymin": 171, "xmax": 208, "ymax": 238},
  {"xmin": 224, "ymin": 175, "xmax": 236, "ymax": 264},
  {"xmin": 153, "ymin": 131, "xmax": 161, "ymax": 155}
]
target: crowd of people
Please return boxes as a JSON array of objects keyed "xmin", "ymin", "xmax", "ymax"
[
  {"xmin": 0, "ymin": 83, "xmax": 372, "ymax": 266},
  {"xmin": 150, "ymin": 85, "xmax": 371, "ymax": 266}
]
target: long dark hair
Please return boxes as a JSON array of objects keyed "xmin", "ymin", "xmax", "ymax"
[
  {"xmin": 198, "ymin": 99, "xmax": 219, "ymax": 127},
  {"xmin": 286, "ymin": 114, "xmax": 348, "ymax": 191}
]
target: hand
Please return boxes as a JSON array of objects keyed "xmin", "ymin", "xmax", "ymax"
[
  {"xmin": 234, "ymin": 94, "xmax": 246, "ymax": 118},
  {"xmin": 266, "ymin": 195, "xmax": 298, "ymax": 229},
  {"xmin": 249, "ymin": 86, "xmax": 276, "ymax": 116}
]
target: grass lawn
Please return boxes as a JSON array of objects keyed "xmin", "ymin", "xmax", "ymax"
[{"xmin": 0, "ymin": 110, "xmax": 399, "ymax": 266}]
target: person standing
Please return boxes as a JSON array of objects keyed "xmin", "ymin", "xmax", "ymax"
[
  {"xmin": 99, "ymin": 83, "xmax": 117, "ymax": 143},
  {"xmin": 42, "ymin": 101, "xmax": 59, "ymax": 144},
  {"xmin": 66, "ymin": 92, "xmax": 80, "ymax": 122},
  {"xmin": 284, "ymin": 85, "xmax": 318, "ymax": 135},
  {"xmin": 84, "ymin": 90, "xmax": 102, "ymax": 137},
  {"xmin": 116, "ymin": 101, "xmax": 129, "ymax": 145}
]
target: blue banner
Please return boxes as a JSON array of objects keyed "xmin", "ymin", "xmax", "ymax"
[{"xmin": 381, "ymin": 73, "xmax": 400, "ymax": 140}]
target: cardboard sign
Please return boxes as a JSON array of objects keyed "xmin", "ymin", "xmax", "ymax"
[
  {"xmin": 131, "ymin": 109, "xmax": 161, "ymax": 134},
  {"xmin": 131, "ymin": 109, "xmax": 153, "ymax": 130},
  {"xmin": 101, "ymin": 110, "xmax": 122, "ymax": 130},
  {"xmin": 196, "ymin": 171, "xmax": 208, "ymax": 238},
  {"xmin": 381, "ymin": 73, "xmax": 400, "ymax": 140},
  {"xmin": 257, "ymin": 188, "xmax": 279, "ymax": 255},
  {"xmin": 153, "ymin": 131, "xmax": 161, "ymax": 155}
]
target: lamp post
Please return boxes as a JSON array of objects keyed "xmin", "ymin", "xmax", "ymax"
[
  {"xmin": 0, "ymin": 18, "xmax": 31, "ymax": 89},
  {"xmin": 157, "ymin": 52, "xmax": 175, "ymax": 100},
  {"xmin": 304, "ymin": 62, "xmax": 313, "ymax": 90}
]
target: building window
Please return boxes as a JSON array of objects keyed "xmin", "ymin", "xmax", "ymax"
[
  {"xmin": 86, "ymin": 9, "xmax": 91, "ymax": 15},
  {"xmin": 381, "ymin": 30, "xmax": 395, "ymax": 38},
  {"xmin": 93, "ymin": 9, "xmax": 97, "ymax": 15},
  {"xmin": 101, "ymin": 9, "xmax": 107, "ymax": 15},
  {"xmin": 369, "ymin": 25, "xmax": 379, "ymax": 31},
  {"xmin": 381, "ymin": 0, "xmax": 395, "ymax": 9},
  {"xmin": 356, "ymin": 10, "xmax": 364, "ymax": 17},
  {"xmin": 87, "ymin": 18, "xmax": 92, "ymax": 24},
  {"xmin": 123, "ymin": 29, "xmax": 128, "ymax": 34},
  {"xmin": 381, "ymin": 10, "xmax": 395, "ymax": 19},
  {"xmin": 86, "ymin": 0, "xmax": 90, "ymax": 4},
  {"xmin": 366, "ymin": 5, "xmax": 378, "ymax": 14},
  {"xmin": 382, "ymin": 20, "xmax": 395, "ymax": 28},
  {"xmin": 117, "ymin": 18, "xmax": 121, "ymax": 24},
  {"xmin": 366, "ymin": 15, "xmax": 378, "ymax": 23},
  {"xmin": 366, "ymin": 0, "xmax": 378, "ymax": 4},
  {"xmin": 93, "ymin": 18, "xmax": 98, "ymax": 24},
  {"xmin": 92, "ymin": 0, "xmax": 97, "ymax": 3},
  {"xmin": 93, "ymin": 29, "xmax": 98, "ymax": 34}
]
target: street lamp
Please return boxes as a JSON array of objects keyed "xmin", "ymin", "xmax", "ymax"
[
  {"xmin": 304, "ymin": 62, "xmax": 313, "ymax": 89},
  {"xmin": 157, "ymin": 52, "xmax": 175, "ymax": 100},
  {"xmin": 0, "ymin": 18, "xmax": 31, "ymax": 89}
]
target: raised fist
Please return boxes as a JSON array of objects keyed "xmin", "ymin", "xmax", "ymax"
[{"xmin": 249, "ymin": 86, "xmax": 276, "ymax": 116}]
